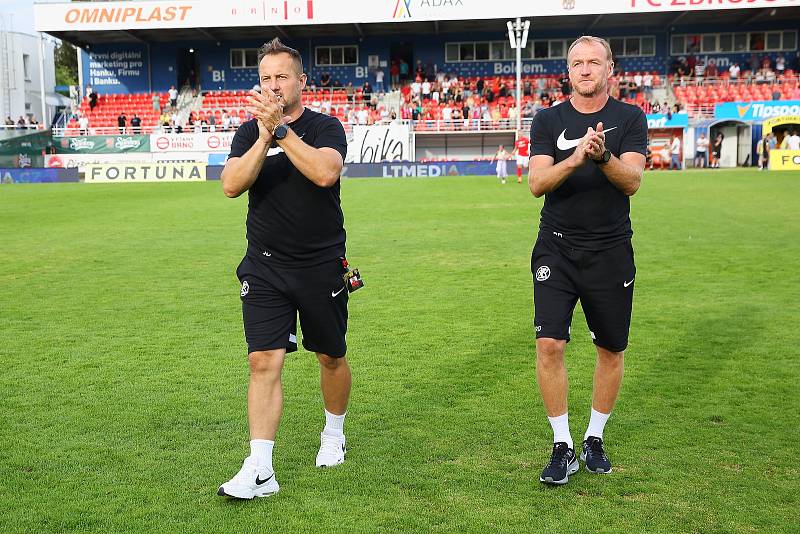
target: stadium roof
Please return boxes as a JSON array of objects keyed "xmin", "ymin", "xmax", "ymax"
[{"xmin": 35, "ymin": 0, "xmax": 800, "ymax": 47}]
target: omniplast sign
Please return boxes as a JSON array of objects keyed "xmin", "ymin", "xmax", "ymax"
[
  {"xmin": 715, "ymin": 101, "xmax": 800, "ymax": 121},
  {"xmin": 35, "ymin": 0, "xmax": 800, "ymax": 31}
]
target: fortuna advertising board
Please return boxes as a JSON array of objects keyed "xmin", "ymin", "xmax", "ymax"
[
  {"xmin": 149, "ymin": 132, "xmax": 235, "ymax": 153},
  {"xmin": 35, "ymin": 0, "xmax": 799, "ymax": 31},
  {"xmin": 85, "ymin": 163, "xmax": 206, "ymax": 182}
]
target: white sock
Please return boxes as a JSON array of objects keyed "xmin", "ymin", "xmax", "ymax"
[
  {"xmin": 249, "ymin": 439, "xmax": 274, "ymax": 472},
  {"xmin": 547, "ymin": 413, "xmax": 573, "ymax": 449},
  {"xmin": 323, "ymin": 409, "xmax": 346, "ymax": 438},
  {"xmin": 584, "ymin": 408, "xmax": 611, "ymax": 441}
]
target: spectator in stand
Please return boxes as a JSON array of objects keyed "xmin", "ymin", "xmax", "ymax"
[
  {"xmin": 152, "ymin": 93, "xmax": 161, "ymax": 113},
  {"xmin": 775, "ymin": 54, "xmax": 786, "ymax": 75},
  {"xmin": 332, "ymin": 79, "xmax": 342, "ymax": 88},
  {"xmin": 374, "ymin": 67, "xmax": 385, "ymax": 93},
  {"xmin": 765, "ymin": 68, "xmax": 776, "ymax": 84},
  {"xmin": 792, "ymin": 85, "xmax": 800, "ymax": 100},
  {"xmin": 421, "ymin": 79, "xmax": 431, "ymax": 100},
  {"xmin": 130, "ymin": 113, "xmax": 141, "ymax": 134},
  {"xmin": 208, "ymin": 113, "xmax": 216, "ymax": 132},
  {"xmin": 4, "ymin": 116, "xmax": 13, "ymax": 126},
  {"xmin": 633, "ymin": 72, "xmax": 643, "ymax": 94},
  {"xmin": 357, "ymin": 107, "xmax": 369, "ymax": 125},
  {"xmin": 399, "ymin": 58, "xmax": 409, "ymax": 82},
  {"xmin": 345, "ymin": 82, "xmax": 356, "ymax": 100},
  {"xmin": 749, "ymin": 54, "xmax": 759, "ymax": 73},
  {"xmin": 160, "ymin": 111, "xmax": 170, "ymax": 132},
  {"xmin": 347, "ymin": 108, "xmax": 357, "ymax": 126},
  {"xmin": 117, "ymin": 112, "xmax": 126, "ymax": 134},
  {"xmin": 168, "ymin": 85, "xmax": 178, "ymax": 108},
  {"xmin": 410, "ymin": 79, "xmax": 421, "ymax": 100},
  {"xmin": 425, "ymin": 61, "xmax": 435, "ymax": 82},
  {"xmin": 441, "ymin": 103, "xmax": 453, "ymax": 124},
  {"xmin": 362, "ymin": 81, "xmax": 373, "ymax": 105},
  {"xmin": 706, "ymin": 59, "xmax": 718, "ymax": 78},
  {"xmin": 694, "ymin": 61, "xmax": 705, "ymax": 84},
  {"xmin": 222, "ymin": 110, "xmax": 231, "ymax": 131},
  {"xmin": 415, "ymin": 60, "xmax": 424, "ymax": 80},
  {"xmin": 772, "ymin": 87, "xmax": 783, "ymax": 100},
  {"xmin": 78, "ymin": 114, "xmax": 89, "ymax": 135},
  {"xmin": 476, "ymin": 78, "xmax": 485, "ymax": 95},
  {"xmin": 390, "ymin": 60, "xmax": 399, "ymax": 89},
  {"xmin": 728, "ymin": 62, "xmax": 740, "ymax": 80},
  {"xmin": 89, "ymin": 90, "xmax": 98, "ymax": 112},
  {"xmin": 694, "ymin": 133, "xmax": 708, "ymax": 168},
  {"xmin": 320, "ymin": 72, "xmax": 331, "ymax": 88}
]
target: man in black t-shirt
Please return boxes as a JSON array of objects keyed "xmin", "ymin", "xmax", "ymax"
[
  {"xmin": 528, "ymin": 36, "xmax": 647, "ymax": 485},
  {"xmin": 217, "ymin": 38, "xmax": 352, "ymax": 500}
]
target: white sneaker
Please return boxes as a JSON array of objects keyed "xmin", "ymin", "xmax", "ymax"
[
  {"xmin": 217, "ymin": 456, "xmax": 279, "ymax": 499},
  {"xmin": 315, "ymin": 432, "xmax": 346, "ymax": 467}
]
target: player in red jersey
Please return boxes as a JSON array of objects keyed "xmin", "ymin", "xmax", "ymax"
[{"xmin": 513, "ymin": 132, "xmax": 530, "ymax": 184}]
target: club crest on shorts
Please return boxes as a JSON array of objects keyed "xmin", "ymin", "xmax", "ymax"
[
  {"xmin": 536, "ymin": 265, "xmax": 551, "ymax": 282},
  {"xmin": 240, "ymin": 280, "xmax": 249, "ymax": 297}
]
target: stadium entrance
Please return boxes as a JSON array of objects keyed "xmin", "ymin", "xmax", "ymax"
[
  {"xmin": 177, "ymin": 47, "xmax": 200, "ymax": 90},
  {"xmin": 390, "ymin": 42, "xmax": 414, "ymax": 85}
]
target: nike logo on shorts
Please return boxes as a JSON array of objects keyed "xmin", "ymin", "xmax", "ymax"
[
  {"xmin": 623, "ymin": 278, "xmax": 634, "ymax": 287},
  {"xmin": 331, "ymin": 286, "xmax": 346, "ymax": 297}
]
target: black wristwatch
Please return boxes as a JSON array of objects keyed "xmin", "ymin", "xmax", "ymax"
[
  {"xmin": 593, "ymin": 149, "xmax": 612, "ymax": 164},
  {"xmin": 273, "ymin": 123, "xmax": 289, "ymax": 140}
]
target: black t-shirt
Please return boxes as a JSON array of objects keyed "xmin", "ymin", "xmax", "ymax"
[
  {"xmin": 530, "ymin": 97, "xmax": 647, "ymax": 250},
  {"xmin": 228, "ymin": 108, "xmax": 348, "ymax": 267}
]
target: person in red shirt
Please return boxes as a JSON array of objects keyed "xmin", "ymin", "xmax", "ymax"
[{"xmin": 513, "ymin": 132, "xmax": 530, "ymax": 183}]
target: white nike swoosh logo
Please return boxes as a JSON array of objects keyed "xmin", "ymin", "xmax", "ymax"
[
  {"xmin": 262, "ymin": 251, "xmax": 272, "ymax": 257},
  {"xmin": 556, "ymin": 126, "xmax": 618, "ymax": 151},
  {"xmin": 331, "ymin": 286, "xmax": 346, "ymax": 297},
  {"xmin": 624, "ymin": 278, "xmax": 634, "ymax": 287},
  {"xmin": 267, "ymin": 147, "xmax": 284, "ymax": 157}
]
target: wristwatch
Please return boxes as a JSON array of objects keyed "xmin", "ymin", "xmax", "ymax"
[
  {"xmin": 273, "ymin": 123, "xmax": 289, "ymax": 140},
  {"xmin": 593, "ymin": 149, "xmax": 612, "ymax": 164}
]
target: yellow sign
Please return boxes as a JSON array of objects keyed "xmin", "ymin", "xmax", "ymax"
[
  {"xmin": 85, "ymin": 163, "xmax": 205, "ymax": 182},
  {"xmin": 762, "ymin": 116, "xmax": 800, "ymax": 135},
  {"xmin": 769, "ymin": 150, "xmax": 800, "ymax": 171}
]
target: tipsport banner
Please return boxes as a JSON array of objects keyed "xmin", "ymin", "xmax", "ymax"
[
  {"xmin": 715, "ymin": 101, "xmax": 800, "ymax": 121},
  {"xmin": 55, "ymin": 135, "xmax": 151, "ymax": 154}
]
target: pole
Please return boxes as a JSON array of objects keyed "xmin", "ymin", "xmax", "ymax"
[
  {"xmin": 38, "ymin": 32, "xmax": 47, "ymax": 126},
  {"xmin": 515, "ymin": 17, "xmax": 522, "ymax": 136}
]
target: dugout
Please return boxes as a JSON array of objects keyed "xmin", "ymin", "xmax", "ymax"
[
  {"xmin": 761, "ymin": 115, "xmax": 800, "ymax": 171},
  {"xmin": 694, "ymin": 119, "xmax": 752, "ymax": 168}
]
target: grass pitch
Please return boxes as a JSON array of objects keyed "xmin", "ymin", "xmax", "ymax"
[{"xmin": 1, "ymin": 169, "xmax": 798, "ymax": 533}]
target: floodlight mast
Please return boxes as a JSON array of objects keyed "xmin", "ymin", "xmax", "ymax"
[{"xmin": 508, "ymin": 18, "xmax": 530, "ymax": 137}]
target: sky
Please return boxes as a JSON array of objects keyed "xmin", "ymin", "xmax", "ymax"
[{"xmin": 0, "ymin": 0, "xmax": 66, "ymax": 37}]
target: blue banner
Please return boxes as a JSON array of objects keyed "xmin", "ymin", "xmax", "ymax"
[
  {"xmin": 81, "ymin": 44, "xmax": 150, "ymax": 94},
  {"xmin": 646, "ymin": 113, "xmax": 688, "ymax": 129},
  {"xmin": 341, "ymin": 161, "xmax": 509, "ymax": 178},
  {"xmin": 715, "ymin": 101, "xmax": 800, "ymax": 121},
  {"xmin": 0, "ymin": 168, "xmax": 79, "ymax": 183}
]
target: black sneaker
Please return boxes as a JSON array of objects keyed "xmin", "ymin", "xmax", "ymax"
[
  {"xmin": 539, "ymin": 442, "xmax": 579, "ymax": 485},
  {"xmin": 581, "ymin": 436, "xmax": 612, "ymax": 474}
]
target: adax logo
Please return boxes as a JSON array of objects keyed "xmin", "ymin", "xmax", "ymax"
[
  {"xmin": 556, "ymin": 126, "xmax": 617, "ymax": 151},
  {"xmin": 393, "ymin": 0, "xmax": 412, "ymax": 18}
]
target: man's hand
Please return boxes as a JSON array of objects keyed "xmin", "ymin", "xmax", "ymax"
[
  {"xmin": 584, "ymin": 121, "xmax": 606, "ymax": 161},
  {"xmin": 245, "ymin": 88, "xmax": 288, "ymax": 142},
  {"xmin": 568, "ymin": 126, "xmax": 598, "ymax": 167}
]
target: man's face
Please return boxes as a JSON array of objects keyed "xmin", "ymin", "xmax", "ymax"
[
  {"xmin": 567, "ymin": 41, "xmax": 612, "ymax": 98},
  {"xmin": 258, "ymin": 52, "xmax": 306, "ymax": 111}
]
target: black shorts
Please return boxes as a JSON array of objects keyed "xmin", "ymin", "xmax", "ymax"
[
  {"xmin": 531, "ymin": 236, "xmax": 635, "ymax": 352},
  {"xmin": 236, "ymin": 255, "xmax": 349, "ymax": 357}
]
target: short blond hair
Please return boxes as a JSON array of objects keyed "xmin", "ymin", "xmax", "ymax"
[{"xmin": 567, "ymin": 36, "xmax": 613, "ymax": 64}]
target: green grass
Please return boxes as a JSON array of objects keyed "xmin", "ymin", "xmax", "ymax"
[{"xmin": 1, "ymin": 169, "xmax": 798, "ymax": 533}]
